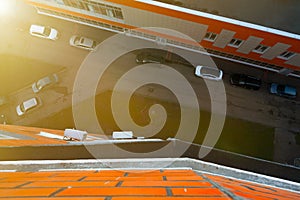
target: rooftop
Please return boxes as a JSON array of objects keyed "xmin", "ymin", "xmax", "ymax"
[
  {"xmin": 0, "ymin": 159, "xmax": 300, "ymax": 199},
  {"xmin": 0, "ymin": 124, "xmax": 300, "ymax": 198}
]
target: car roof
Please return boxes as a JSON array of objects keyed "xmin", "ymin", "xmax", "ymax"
[
  {"xmin": 79, "ymin": 37, "xmax": 94, "ymax": 47},
  {"xmin": 23, "ymin": 98, "xmax": 37, "ymax": 110},
  {"xmin": 30, "ymin": 25, "xmax": 44, "ymax": 33},
  {"xmin": 198, "ymin": 66, "xmax": 222, "ymax": 77},
  {"xmin": 38, "ymin": 76, "xmax": 51, "ymax": 84}
]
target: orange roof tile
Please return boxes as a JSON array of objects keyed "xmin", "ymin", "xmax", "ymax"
[
  {"xmin": 0, "ymin": 124, "xmax": 67, "ymax": 147},
  {"xmin": 0, "ymin": 169, "xmax": 299, "ymax": 199}
]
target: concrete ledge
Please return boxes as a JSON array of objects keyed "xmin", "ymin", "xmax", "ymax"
[{"xmin": 0, "ymin": 157, "xmax": 299, "ymax": 192}]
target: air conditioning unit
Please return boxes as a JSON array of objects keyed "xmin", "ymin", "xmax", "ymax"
[
  {"xmin": 112, "ymin": 131, "xmax": 133, "ymax": 139},
  {"xmin": 64, "ymin": 129, "xmax": 87, "ymax": 141}
]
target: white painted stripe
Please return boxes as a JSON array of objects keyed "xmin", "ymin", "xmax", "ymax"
[
  {"xmin": 0, "ymin": 158, "xmax": 180, "ymax": 165},
  {"xmin": 38, "ymin": 131, "xmax": 64, "ymax": 140},
  {"xmin": 136, "ymin": 0, "xmax": 300, "ymax": 40},
  {"xmin": 39, "ymin": 168, "xmax": 102, "ymax": 172},
  {"xmin": 0, "ymin": 134, "xmax": 19, "ymax": 140},
  {"xmin": 39, "ymin": 167, "xmax": 192, "ymax": 172},
  {"xmin": 0, "ymin": 170, "xmax": 16, "ymax": 172}
]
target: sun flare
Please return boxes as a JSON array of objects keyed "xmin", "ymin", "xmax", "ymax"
[{"xmin": 0, "ymin": 0, "xmax": 14, "ymax": 16}]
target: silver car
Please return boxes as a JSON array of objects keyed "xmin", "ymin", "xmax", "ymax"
[
  {"xmin": 195, "ymin": 65, "xmax": 223, "ymax": 81},
  {"xmin": 29, "ymin": 24, "xmax": 59, "ymax": 40},
  {"xmin": 16, "ymin": 97, "xmax": 41, "ymax": 116},
  {"xmin": 32, "ymin": 74, "xmax": 59, "ymax": 93},
  {"xmin": 69, "ymin": 35, "xmax": 97, "ymax": 51}
]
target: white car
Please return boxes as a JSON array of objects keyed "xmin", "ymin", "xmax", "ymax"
[
  {"xmin": 32, "ymin": 74, "xmax": 59, "ymax": 93},
  {"xmin": 69, "ymin": 35, "xmax": 97, "ymax": 51},
  {"xmin": 195, "ymin": 65, "xmax": 223, "ymax": 81},
  {"xmin": 29, "ymin": 24, "xmax": 58, "ymax": 40},
  {"xmin": 16, "ymin": 97, "xmax": 40, "ymax": 116}
]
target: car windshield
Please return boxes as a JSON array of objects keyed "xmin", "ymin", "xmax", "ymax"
[
  {"xmin": 92, "ymin": 41, "xmax": 96, "ymax": 48},
  {"xmin": 19, "ymin": 103, "xmax": 26, "ymax": 113},
  {"xmin": 43, "ymin": 27, "xmax": 51, "ymax": 36},
  {"xmin": 80, "ymin": 38, "xmax": 85, "ymax": 45},
  {"xmin": 237, "ymin": 75, "xmax": 246, "ymax": 82},
  {"xmin": 277, "ymin": 85, "xmax": 285, "ymax": 93},
  {"xmin": 74, "ymin": 37, "xmax": 80, "ymax": 45}
]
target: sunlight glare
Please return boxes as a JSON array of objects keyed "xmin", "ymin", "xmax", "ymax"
[{"xmin": 0, "ymin": 0, "xmax": 14, "ymax": 16}]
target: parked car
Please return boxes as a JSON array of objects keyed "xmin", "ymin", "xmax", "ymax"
[
  {"xmin": 230, "ymin": 73, "xmax": 262, "ymax": 90},
  {"xmin": 136, "ymin": 53, "xmax": 165, "ymax": 64},
  {"xmin": 195, "ymin": 65, "xmax": 223, "ymax": 81},
  {"xmin": 29, "ymin": 24, "xmax": 58, "ymax": 40},
  {"xmin": 69, "ymin": 35, "xmax": 97, "ymax": 51},
  {"xmin": 16, "ymin": 97, "xmax": 40, "ymax": 116},
  {"xmin": 0, "ymin": 96, "xmax": 8, "ymax": 107},
  {"xmin": 270, "ymin": 83, "xmax": 297, "ymax": 99},
  {"xmin": 0, "ymin": 114, "xmax": 7, "ymax": 125},
  {"xmin": 32, "ymin": 74, "xmax": 59, "ymax": 93}
]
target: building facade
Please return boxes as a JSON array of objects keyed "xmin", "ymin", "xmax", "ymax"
[{"xmin": 26, "ymin": 0, "xmax": 300, "ymax": 77}]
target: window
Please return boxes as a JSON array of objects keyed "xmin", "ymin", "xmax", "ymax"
[
  {"xmin": 203, "ymin": 32, "xmax": 218, "ymax": 42},
  {"xmin": 114, "ymin": 9, "xmax": 124, "ymax": 19},
  {"xmin": 228, "ymin": 38, "xmax": 243, "ymax": 48},
  {"xmin": 89, "ymin": 4, "xmax": 107, "ymax": 15},
  {"xmin": 252, "ymin": 44, "xmax": 269, "ymax": 54},
  {"xmin": 63, "ymin": 0, "xmax": 88, "ymax": 10},
  {"xmin": 277, "ymin": 51, "xmax": 295, "ymax": 60},
  {"xmin": 62, "ymin": 0, "xmax": 124, "ymax": 20}
]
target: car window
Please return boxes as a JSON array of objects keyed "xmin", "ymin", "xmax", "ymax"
[
  {"xmin": 19, "ymin": 104, "xmax": 26, "ymax": 113},
  {"xmin": 80, "ymin": 38, "xmax": 85, "ymax": 44},
  {"xmin": 204, "ymin": 74, "xmax": 217, "ymax": 78},
  {"xmin": 43, "ymin": 27, "xmax": 51, "ymax": 36},
  {"xmin": 277, "ymin": 85, "xmax": 285, "ymax": 93},
  {"xmin": 247, "ymin": 77, "xmax": 260, "ymax": 84},
  {"xmin": 33, "ymin": 32, "xmax": 43, "ymax": 36},
  {"xmin": 74, "ymin": 37, "xmax": 80, "ymax": 45},
  {"xmin": 201, "ymin": 67, "xmax": 220, "ymax": 77}
]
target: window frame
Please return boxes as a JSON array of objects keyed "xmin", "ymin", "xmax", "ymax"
[
  {"xmin": 252, "ymin": 44, "xmax": 270, "ymax": 54},
  {"xmin": 277, "ymin": 51, "xmax": 296, "ymax": 60},
  {"xmin": 228, "ymin": 38, "xmax": 244, "ymax": 48},
  {"xmin": 203, "ymin": 32, "xmax": 218, "ymax": 42}
]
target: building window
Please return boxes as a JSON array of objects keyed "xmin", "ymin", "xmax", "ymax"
[
  {"xmin": 203, "ymin": 32, "xmax": 218, "ymax": 42},
  {"xmin": 277, "ymin": 51, "xmax": 295, "ymax": 60},
  {"xmin": 63, "ymin": 0, "xmax": 88, "ymax": 10},
  {"xmin": 62, "ymin": 0, "xmax": 124, "ymax": 20},
  {"xmin": 252, "ymin": 44, "xmax": 269, "ymax": 54},
  {"xmin": 228, "ymin": 38, "xmax": 243, "ymax": 48}
]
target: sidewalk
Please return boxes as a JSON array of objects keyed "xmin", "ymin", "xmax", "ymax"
[{"xmin": 274, "ymin": 128, "xmax": 300, "ymax": 165}]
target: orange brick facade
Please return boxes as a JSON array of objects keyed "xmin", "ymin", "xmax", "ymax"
[
  {"xmin": 26, "ymin": 0, "xmax": 300, "ymax": 73},
  {"xmin": 0, "ymin": 169, "xmax": 299, "ymax": 199}
]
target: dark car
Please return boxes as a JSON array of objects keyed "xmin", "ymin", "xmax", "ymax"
[
  {"xmin": 230, "ymin": 73, "xmax": 262, "ymax": 90},
  {"xmin": 270, "ymin": 83, "xmax": 297, "ymax": 99},
  {"xmin": 135, "ymin": 53, "xmax": 165, "ymax": 64}
]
